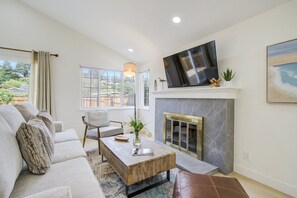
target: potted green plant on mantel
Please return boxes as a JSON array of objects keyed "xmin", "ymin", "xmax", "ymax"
[
  {"xmin": 222, "ymin": 68, "xmax": 236, "ymax": 87},
  {"xmin": 129, "ymin": 118, "xmax": 144, "ymax": 148}
]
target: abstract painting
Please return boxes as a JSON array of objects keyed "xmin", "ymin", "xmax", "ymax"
[{"xmin": 267, "ymin": 39, "xmax": 297, "ymax": 103}]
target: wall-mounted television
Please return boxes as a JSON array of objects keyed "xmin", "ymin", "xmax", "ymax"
[{"xmin": 163, "ymin": 40, "xmax": 218, "ymax": 88}]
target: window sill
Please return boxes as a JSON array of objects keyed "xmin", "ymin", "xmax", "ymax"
[
  {"xmin": 79, "ymin": 106, "xmax": 134, "ymax": 111},
  {"xmin": 139, "ymin": 107, "xmax": 150, "ymax": 111}
]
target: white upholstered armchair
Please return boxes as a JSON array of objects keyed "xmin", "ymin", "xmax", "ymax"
[{"xmin": 82, "ymin": 110, "xmax": 123, "ymax": 153}]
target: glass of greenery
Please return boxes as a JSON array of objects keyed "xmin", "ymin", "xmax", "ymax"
[{"xmin": 129, "ymin": 118, "xmax": 144, "ymax": 148}]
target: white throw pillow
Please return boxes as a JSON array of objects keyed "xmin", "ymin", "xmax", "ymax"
[{"xmin": 0, "ymin": 115, "xmax": 23, "ymax": 198}]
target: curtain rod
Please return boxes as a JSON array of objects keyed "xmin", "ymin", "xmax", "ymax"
[{"xmin": 0, "ymin": 46, "xmax": 59, "ymax": 57}]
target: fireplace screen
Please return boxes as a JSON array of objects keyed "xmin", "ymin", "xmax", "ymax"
[{"xmin": 163, "ymin": 112, "xmax": 204, "ymax": 160}]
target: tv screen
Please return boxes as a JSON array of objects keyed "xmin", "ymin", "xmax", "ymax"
[{"xmin": 163, "ymin": 40, "xmax": 218, "ymax": 88}]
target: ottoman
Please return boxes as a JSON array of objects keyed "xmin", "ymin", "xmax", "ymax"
[{"xmin": 173, "ymin": 171, "xmax": 249, "ymax": 198}]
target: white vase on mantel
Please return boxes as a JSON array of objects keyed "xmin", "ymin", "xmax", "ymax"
[{"xmin": 224, "ymin": 81, "xmax": 233, "ymax": 87}]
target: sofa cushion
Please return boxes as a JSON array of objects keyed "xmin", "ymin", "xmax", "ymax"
[
  {"xmin": 0, "ymin": 115, "xmax": 23, "ymax": 198},
  {"xmin": 53, "ymin": 120, "xmax": 63, "ymax": 132},
  {"xmin": 24, "ymin": 186, "xmax": 72, "ymax": 198},
  {"xmin": 28, "ymin": 117, "xmax": 54, "ymax": 161},
  {"xmin": 16, "ymin": 123, "xmax": 51, "ymax": 175},
  {"xmin": 10, "ymin": 158, "xmax": 104, "ymax": 198},
  {"xmin": 37, "ymin": 111, "xmax": 55, "ymax": 138},
  {"xmin": 55, "ymin": 129, "xmax": 79, "ymax": 143},
  {"xmin": 0, "ymin": 105, "xmax": 26, "ymax": 135},
  {"xmin": 52, "ymin": 140, "xmax": 86, "ymax": 164},
  {"xmin": 86, "ymin": 126, "xmax": 123, "ymax": 139},
  {"xmin": 14, "ymin": 102, "xmax": 39, "ymax": 122}
]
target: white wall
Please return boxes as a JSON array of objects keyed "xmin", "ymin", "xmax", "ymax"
[
  {"xmin": 140, "ymin": 1, "xmax": 297, "ymax": 196},
  {"xmin": 1, "ymin": 0, "xmax": 297, "ymax": 195},
  {"xmin": 0, "ymin": 0, "xmax": 134, "ymax": 136}
]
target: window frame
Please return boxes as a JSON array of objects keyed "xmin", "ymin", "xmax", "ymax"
[
  {"xmin": 139, "ymin": 70, "xmax": 150, "ymax": 109},
  {"xmin": 79, "ymin": 65, "xmax": 135, "ymax": 110}
]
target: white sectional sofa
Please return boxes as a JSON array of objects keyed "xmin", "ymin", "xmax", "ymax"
[{"xmin": 0, "ymin": 103, "xmax": 105, "ymax": 198}]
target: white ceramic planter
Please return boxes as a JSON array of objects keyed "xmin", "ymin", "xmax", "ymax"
[{"xmin": 224, "ymin": 81, "xmax": 233, "ymax": 87}]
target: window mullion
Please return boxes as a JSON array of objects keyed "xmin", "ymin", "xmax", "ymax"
[
  {"xmin": 97, "ymin": 69, "xmax": 100, "ymax": 107},
  {"xmin": 89, "ymin": 69, "xmax": 92, "ymax": 107},
  {"xmin": 121, "ymin": 72, "xmax": 124, "ymax": 107},
  {"xmin": 140, "ymin": 74, "xmax": 143, "ymax": 108},
  {"xmin": 111, "ymin": 73, "xmax": 115, "ymax": 107}
]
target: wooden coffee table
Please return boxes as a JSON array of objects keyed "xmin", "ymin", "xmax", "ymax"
[{"xmin": 100, "ymin": 135, "xmax": 176, "ymax": 197}]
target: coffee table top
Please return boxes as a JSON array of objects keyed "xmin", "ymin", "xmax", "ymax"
[{"xmin": 100, "ymin": 135, "xmax": 176, "ymax": 167}]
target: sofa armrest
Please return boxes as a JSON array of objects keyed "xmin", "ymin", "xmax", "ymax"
[{"xmin": 53, "ymin": 121, "xmax": 63, "ymax": 132}]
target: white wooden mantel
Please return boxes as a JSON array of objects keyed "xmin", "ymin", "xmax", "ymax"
[{"xmin": 151, "ymin": 87, "xmax": 241, "ymax": 99}]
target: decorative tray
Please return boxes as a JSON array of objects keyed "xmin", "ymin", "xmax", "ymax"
[{"xmin": 115, "ymin": 135, "xmax": 129, "ymax": 141}]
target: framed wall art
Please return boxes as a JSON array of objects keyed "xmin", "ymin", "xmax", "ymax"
[{"xmin": 267, "ymin": 38, "xmax": 297, "ymax": 103}]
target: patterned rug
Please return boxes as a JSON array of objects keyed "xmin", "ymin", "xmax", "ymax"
[{"xmin": 86, "ymin": 149, "xmax": 178, "ymax": 198}]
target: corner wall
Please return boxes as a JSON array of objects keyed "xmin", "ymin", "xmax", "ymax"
[
  {"xmin": 0, "ymin": 0, "xmax": 134, "ymax": 136},
  {"xmin": 140, "ymin": 1, "xmax": 297, "ymax": 196}
]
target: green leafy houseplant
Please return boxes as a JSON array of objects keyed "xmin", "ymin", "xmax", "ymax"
[
  {"xmin": 222, "ymin": 68, "xmax": 236, "ymax": 81},
  {"xmin": 129, "ymin": 118, "xmax": 144, "ymax": 134}
]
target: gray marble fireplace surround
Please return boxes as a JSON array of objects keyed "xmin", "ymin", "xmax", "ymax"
[{"xmin": 155, "ymin": 98, "xmax": 234, "ymax": 174}]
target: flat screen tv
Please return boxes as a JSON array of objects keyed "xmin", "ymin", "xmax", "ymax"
[{"xmin": 163, "ymin": 40, "xmax": 218, "ymax": 88}]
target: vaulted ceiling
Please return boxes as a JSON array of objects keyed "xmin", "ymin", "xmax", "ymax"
[{"xmin": 21, "ymin": 0, "xmax": 289, "ymax": 64}]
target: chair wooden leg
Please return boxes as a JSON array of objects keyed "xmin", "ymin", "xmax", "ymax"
[
  {"xmin": 82, "ymin": 126, "xmax": 88, "ymax": 148},
  {"xmin": 97, "ymin": 128, "xmax": 101, "ymax": 155}
]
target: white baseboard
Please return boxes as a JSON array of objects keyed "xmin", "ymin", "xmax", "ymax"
[{"xmin": 234, "ymin": 164, "xmax": 297, "ymax": 197}]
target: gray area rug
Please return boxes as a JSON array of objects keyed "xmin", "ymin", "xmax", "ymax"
[{"xmin": 86, "ymin": 149, "xmax": 178, "ymax": 198}]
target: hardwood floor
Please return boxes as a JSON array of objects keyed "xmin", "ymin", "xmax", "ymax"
[
  {"xmin": 214, "ymin": 172, "xmax": 292, "ymax": 198},
  {"xmin": 83, "ymin": 139, "xmax": 292, "ymax": 198}
]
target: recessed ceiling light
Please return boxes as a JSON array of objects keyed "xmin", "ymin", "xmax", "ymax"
[
  {"xmin": 128, "ymin": 48, "xmax": 134, "ymax": 52},
  {"xmin": 172, "ymin": 16, "xmax": 181, "ymax": 24}
]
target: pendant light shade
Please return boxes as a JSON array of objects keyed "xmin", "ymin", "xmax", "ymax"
[{"xmin": 123, "ymin": 62, "xmax": 136, "ymax": 77}]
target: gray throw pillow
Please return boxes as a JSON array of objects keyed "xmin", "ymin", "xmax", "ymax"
[
  {"xmin": 37, "ymin": 111, "xmax": 55, "ymax": 138},
  {"xmin": 28, "ymin": 117, "xmax": 54, "ymax": 161},
  {"xmin": 14, "ymin": 102, "xmax": 39, "ymax": 122},
  {"xmin": 16, "ymin": 123, "xmax": 51, "ymax": 175}
]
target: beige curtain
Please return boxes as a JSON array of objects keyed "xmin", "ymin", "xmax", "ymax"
[{"xmin": 29, "ymin": 51, "xmax": 55, "ymax": 117}]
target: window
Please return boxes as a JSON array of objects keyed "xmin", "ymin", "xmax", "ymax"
[
  {"xmin": 123, "ymin": 74, "xmax": 135, "ymax": 107},
  {"xmin": 100, "ymin": 70, "xmax": 122, "ymax": 107},
  {"xmin": 0, "ymin": 49, "xmax": 31, "ymax": 105},
  {"xmin": 80, "ymin": 66, "xmax": 135, "ymax": 108},
  {"xmin": 140, "ymin": 70, "xmax": 149, "ymax": 107}
]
